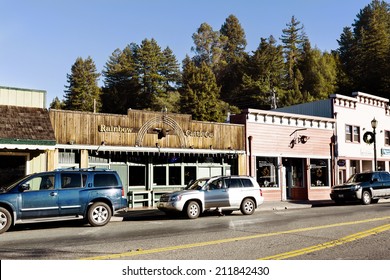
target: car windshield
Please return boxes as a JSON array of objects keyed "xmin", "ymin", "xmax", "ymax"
[
  {"xmin": 186, "ymin": 178, "xmax": 210, "ymax": 190},
  {"xmin": 347, "ymin": 173, "xmax": 372, "ymax": 183}
]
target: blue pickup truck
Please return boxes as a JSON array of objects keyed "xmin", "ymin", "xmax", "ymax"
[{"xmin": 0, "ymin": 168, "xmax": 128, "ymax": 234}]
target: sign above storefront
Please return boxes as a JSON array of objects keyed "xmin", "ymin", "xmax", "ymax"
[
  {"xmin": 98, "ymin": 125, "xmax": 135, "ymax": 133},
  {"xmin": 381, "ymin": 148, "xmax": 390, "ymax": 156}
]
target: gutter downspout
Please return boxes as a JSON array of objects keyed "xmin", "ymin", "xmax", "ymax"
[{"xmin": 248, "ymin": 136, "xmax": 253, "ymax": 177}]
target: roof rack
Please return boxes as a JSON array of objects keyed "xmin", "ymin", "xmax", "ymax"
[{"xmin": 54, "ymin": 167, "xmax": 111, "ymax": 172}]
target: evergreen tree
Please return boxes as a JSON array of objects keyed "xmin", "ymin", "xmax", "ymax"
[
  {"xmin": 63, "ymin": 56, "xmax": 101, "ymax": 112},
  {"xmin": 299, "ymin": 40, "xmax": 337, "ymax": 102},
  {"xmin": 280, "ymin": 16, "xmax": 306, "ymax": 105},
  {"xmin": 135, "ymin": 39, "xmax": 181, "ymax": 110},
  {"xmin": 136, "ymin": 38, "xmax": 165, "ymax": 107},
  {"xmin": 180, "ymin": 57, "xmax": 226, "ymax": 122},
  {"xmin": 337, "ymin": 0, "xmax": 390, "ymax": 97},
  {"xmin": 101, "ymin": 40, "xmax": 181, "ymax": 113},
  {"xmin": 49, "ymin": 96, "xmax": 65, "ymax": 109},
  {"xmin": 240, "ymin": 36, "xmax": 285, "ymax": 109},
  {"xmin": 218, "ymin": 15, "xmax": 248, "ymax": 107},
  {"xmin": 220, "ymin": 15, "xmax": 247, "ymax": 64},
  {"xmin": 101, "ymin": 45, "xmax": 141, "ymax": 113}
]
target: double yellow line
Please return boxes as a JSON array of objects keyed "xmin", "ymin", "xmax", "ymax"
[
  {"xmin": 259, "ymin": 223, "xmax": 390, "ymax": 260},
  {"xmin": 81, "ymin": 216, "xmax": 390, "ymax": 260}
]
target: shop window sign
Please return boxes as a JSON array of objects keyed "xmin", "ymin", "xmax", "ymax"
[
  {"xmin": 310, "ymin": 159, "xmax": 329, "ymax": 187},
  {"xmin": 257, "ymin": 158, "xmax": 278, "ymax": 188}
]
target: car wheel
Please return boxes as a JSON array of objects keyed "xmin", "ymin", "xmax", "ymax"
[
  {"xmin": 240, "ymin": 198, "xmax": 255, "ymax": 215},
  {"xmin": 88, "ymin": 202, "xmax": 112, "ymax": 226},
  {"xmin": 0, "ymin": 207, "xmax": 12, "ymax": 234},
  {"xmin": 185, "ymin": 201, "xmax": 200, "ymax": 219},
  {"xmin": 361, "ymin": 190, "xmax": 372, "ymax": 205}
]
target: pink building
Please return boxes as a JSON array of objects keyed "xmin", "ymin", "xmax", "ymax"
[{"xmin": 231, "ymin": 109, "xmax": 336, "ymax": 201}]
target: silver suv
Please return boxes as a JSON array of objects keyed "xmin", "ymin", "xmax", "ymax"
[{"xmin": 157, "ymin": 175, "xmax": 264, "ymax": 219}]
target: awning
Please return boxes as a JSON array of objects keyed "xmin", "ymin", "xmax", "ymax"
[
  {"xmin": 55, "ymin": 144, "xmax": 245, "ymax": 156},
  {"xmin": 0, "ymin": 138, "xmax": 56, "ymax": 151}
]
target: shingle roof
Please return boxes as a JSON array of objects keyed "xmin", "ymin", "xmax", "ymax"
[{"xmin": 0, "ymin": 105, "xmax": 56, "ymax": 145}]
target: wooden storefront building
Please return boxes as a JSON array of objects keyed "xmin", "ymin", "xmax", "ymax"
[{"xmin": 49, "ymin": 109, "xmax": 246, "ymax": 207}]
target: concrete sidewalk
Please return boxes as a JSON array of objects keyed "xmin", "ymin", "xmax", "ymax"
[{"xmin": 112, "ymin": 199, "xmax": 336, "ymax": 221}]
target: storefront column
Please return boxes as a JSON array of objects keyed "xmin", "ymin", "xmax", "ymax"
[
  {"xmin": 47, "ymin": 149, "xmax": 58, "ymax": 171},
  {"xmin": 80, "ymin": 149, "xmax": 89, "ymax": 168},
  {"xmin": 238, "ymin": 154, "xmax": 247, "ymax": 175}
]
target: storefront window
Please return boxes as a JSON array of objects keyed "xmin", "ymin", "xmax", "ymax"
[
  {"xmin": 169, "ymin": 166, "xmax": 181, "ymax": 185},
  {"xmin": 153, "ymin": 166, "xmax": 166, "ymax": 185},
  {"xmin": 310, "ymin": 159, "xmax": 329, "ymax": 187},
  {"xmin": 184, "ymin": 166, "xmax": 196, "ymax": 185},
  {"xmin": 129, "ymin": 165, "xmax": 146, "ymax": 187},
  {"xmin": 256, "ymin": 157, "xmax": 278, "ymax": 188}
]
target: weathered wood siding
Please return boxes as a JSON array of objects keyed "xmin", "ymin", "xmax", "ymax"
[{"xmin": 49, "ymin": 109, "xmax": 245, "ymax": 150}]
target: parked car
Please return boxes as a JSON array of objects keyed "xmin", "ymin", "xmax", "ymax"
[
  {"xmin": 330, "ymin": 171, "xmax": 390, "ymax": 205},
  {"xmin": 0, "ymin": 168, "xmax": 128, "ymax": 234},
  {"xmin": 157, "ymin": 175, "xmax": 264, "ymax": 219}
]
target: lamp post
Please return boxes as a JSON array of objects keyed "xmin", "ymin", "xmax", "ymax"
[{"xmin": 371, "ymin": 118, "xmax": 378, "ymax": 171}]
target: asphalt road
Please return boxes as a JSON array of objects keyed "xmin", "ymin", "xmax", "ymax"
[{"xmin": 1, "ymin": 201, "xmax": 390, "ymax": 260}]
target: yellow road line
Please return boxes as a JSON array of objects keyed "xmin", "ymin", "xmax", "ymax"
[
  {"xmin": 81, "ymin": 216, "xmax": 390, "ymax": 260},
  {"xmin": 259, "ymin": 223, "xmax": 390, "ymax": 260}
]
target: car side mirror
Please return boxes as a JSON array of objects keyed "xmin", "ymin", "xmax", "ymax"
[{"xmin": 372, "ymin": 178, "xmax": 379, "ymax": 182}]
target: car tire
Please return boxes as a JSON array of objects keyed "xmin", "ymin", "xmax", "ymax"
[
  {"xmin": 185, "ymin": 201, "xmax": 200, "ymax": 219},
  {"xmin": 240, "ymin": 198, "xmax": 256, "ymax": 215},
  {"xmin": 87, "ymin": 202, "xmax": 112, "ymax": 226},
  {"xmin": 0, "ymin": 207, "xmax": 12, "ymax": 234},
  {"xmin": 361, "ymin": 190, "xmax": 372, "ymax": 205}
]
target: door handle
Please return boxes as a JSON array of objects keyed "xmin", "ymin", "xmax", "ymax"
[{"xmin": 50, "ymin": 192, "xmax": 58, "ymax": 196}]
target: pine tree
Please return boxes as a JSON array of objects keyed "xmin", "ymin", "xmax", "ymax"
[
  {"xmin": 135, "ymin": 39, "xmax": 181, "ymax": 110},
  {"xmin": 101, "ymin": 45, "xmax": 141, "ymax": 113},
  {"xmin": 280, "ymin": 16, "xmax": 306, "ymax": 105},
  {"xmin": 49, "ymin": 96, "xmax": 65, "ymax": 109},
  {"xmin": 63, "ymin": 56, "xmax": 101, "ymax": 112},
  {"xmin": 220, "ymin": 15, "xmax": 247, "ymax": 64},
  {"xmin": 299, "ymin": 40, "xmax": 337, "ymax": 102},
  {"xmin": 218, "ymin": 15, "xmax": 248, "ymax": 107},
  {"xmin": 101, "ymin": 40, "xmax": 181, "ymax": 113},
  {"xmin": 180, "ymin": 58, "xmax": 226, "ymax": 122},
  {"xmin": 240, "ymin": 36, "xmax": 285, "ymax": 109},
  {"xmin": 337, "ymin": 0, "xmax": 390, "ymax": 97}
]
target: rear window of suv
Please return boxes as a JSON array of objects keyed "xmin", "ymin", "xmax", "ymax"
[
  {"xmin": 241, "ymin": 178, "xmax": 254, "ymax": 188},
  {"xmin": 94, "ymin": 174, "xmax": 118, "ymax": 187},
  {"xmin": 226, "ymin": 178, "xmax": 254, "ymax": 188}
]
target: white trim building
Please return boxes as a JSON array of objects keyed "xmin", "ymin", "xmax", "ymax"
[{"xmin": 274, "ymin": 92, "xmax": 390, "ymax": 185}]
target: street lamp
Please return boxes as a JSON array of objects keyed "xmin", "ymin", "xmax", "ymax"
[{"xmin": 371, "ymin": 118, "xmax": 378, "ymax": 171}]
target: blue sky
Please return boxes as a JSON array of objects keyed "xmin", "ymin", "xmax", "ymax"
[{"xmin": 0, "ymin": 0, "xmax": 373, "ymax": 105}]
